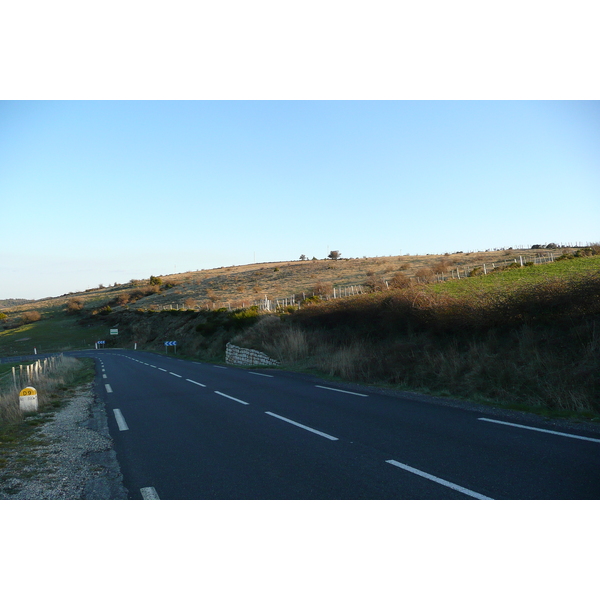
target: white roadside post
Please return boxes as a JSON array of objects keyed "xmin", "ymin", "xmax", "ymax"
[{"xmin": 19, "ymin": 387, "xmax": 38, "ymax": 412}]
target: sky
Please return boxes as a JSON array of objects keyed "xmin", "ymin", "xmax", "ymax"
[
  {"xmin": 1, "ymin": 2, "xmax": 599, "ymax": 301},
  {"xmin": 2, "ymin": 100, "xmax": 598, "ymax": 299}
]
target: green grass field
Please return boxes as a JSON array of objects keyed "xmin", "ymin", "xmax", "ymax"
[
  {"xmin": 431, "ymin": 254, "xmax": 600, "ymax": 297},
  {"xmin": 0, "ymin": 315, "xmax": 110, "ymax": 357}
]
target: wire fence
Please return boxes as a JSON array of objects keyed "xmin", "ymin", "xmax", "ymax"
[
  {"xmin": 152, "ymin": 283, "xmax": 369, "ymax": 313},
  {"xmin": 0, "ymin": 354, "xmax": 65, "ymax": 392},
  {"xmin": 416, "ymin": 252, "xmax": 557, "ymax": 283},
  {"xmin": 149, "ymin": 252, "xmax": 562, "ymax": 313}
]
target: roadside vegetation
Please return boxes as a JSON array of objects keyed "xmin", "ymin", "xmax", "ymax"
[
  {"xmin": 0, "ymin": 357, "xmax": 95, "ymax": 493},
  {"xmin": 232, "ymin": 254, "xmax": 600, "ymax": 419},
  {"xmin": 1, "ymin": 245, "xmax": 599, "ymax": 420},
  {"xmin": 0, "ymin": 356, "xmax": 95, "ymax": 427},
  {"xmin": 0, "ymin": 356, "xmax": 95, "ymax": 483}
]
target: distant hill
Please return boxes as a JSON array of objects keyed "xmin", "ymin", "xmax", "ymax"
[
  {"xmin": 0, "ymin": 245, "xmax": 592, "ymax": 318},
  {"xmin": 0, "ymin": 298, "xmax": 35, "ymax": 308}
]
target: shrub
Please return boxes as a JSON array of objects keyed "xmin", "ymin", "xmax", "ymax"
[
  {"xmin": 128, "ymin": 285, "xmax": 159, "ymax": 302},
  {"xmin": 115, "ymin": 293, "xmax": 131, "ymax": 306},
  {"xmin": 149, "ymin": 275, "xmax": 162, "ymax": 286},
  {"xmin": 312, "ymin": 282, "xmax": 333, "ymax": 296},
  {"xmin": 21, "ymin": 311, "xmax": 42, "ymax": 324},
  {"xmin": 415, "ymin": 267, "xmax": 434, "ymax": 282},
  {"xmin": 432, "ymin": 259, "xmax": 451, "ymax": 274},
  {"xmin": 365, "ymin": 275, "xmax": 387, "ymax": 292},
  {"xmin": 65, "ymin": 297, "xmax": 84, "ymax": 314}
]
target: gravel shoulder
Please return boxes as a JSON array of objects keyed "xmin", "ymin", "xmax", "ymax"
[{"xmin": 0, "ymin": 385, "xmax": 127, "ymax": 500}]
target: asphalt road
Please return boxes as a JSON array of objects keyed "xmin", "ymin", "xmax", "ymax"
[{"xmin": 71, "ymin": 349, "xmax": 600, "ymax": 500}]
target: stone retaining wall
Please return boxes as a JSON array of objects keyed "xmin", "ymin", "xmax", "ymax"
[{"xmin": 225, "ymin": 342, "xmax": 280, "ymax": 367}]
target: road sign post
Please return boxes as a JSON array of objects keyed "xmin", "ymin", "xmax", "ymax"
[
  {"xmin": 164, "ymin": 341, "xmax": 177, "ymax": 354},
  {"xmin": 19, "ymin": 387, "xmax": 38, "ymax": 412}
]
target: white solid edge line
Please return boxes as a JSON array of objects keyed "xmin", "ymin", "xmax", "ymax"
[
  {"xmin": 186, "ymin": 378, "xmax": 207, "ymax": 387},
  {"xmin": 215, "ymin": 391, "xmax": 249, "ymax": 405},
  {"xmin": 315, "ymin": 385, "xmax": 368, "ymax": 397},
  {"xmin": 105, "ymin": 384, "xmax": 113, "ymax": 393},
  {"xmin": 265, "ymin": 411, "xmax": 338, "ymax": 441},
  {"xmin": 249, "ymin": 372, "xmax": 274, "ymax": 378},
  {"xmin": 386, "ymin": 460, "xmax": 493, "ymax": 500},
  {"xmin": 478, "ymin": 418, "xmax": 600, "ymax": 443},
  {"xmin": 169, "ymin": 372, "xmax": 182, "ymax": 377},
  {"xmin": 113, "ymin": 409, "xmax": 129, "ymax": 431},
  {"xmin": 140, "ymin": 487, "xmax": 160, "ymax": 500}
]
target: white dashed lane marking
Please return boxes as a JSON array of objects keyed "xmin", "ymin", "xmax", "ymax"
[
  {"xmin": 386, "ymin": 460, "xmax": 493, "ymax": 500},
  {"xmin": 315, "ymin": 385, "xmax": 368, "ymax": 397},
  {"xmin": 265, "ymin": 412, "xmax": 338, "ymax": 441},
  {"xmin": 140, "ymin": 487, "xmax": 160, "ymax": 499},
  {"xmin": 478, "ymin": 418, "xmax": 600, "ymax": 443},
  {"xmin": 113, "ymin": 409, "xmax": 129, "ymax": 431},
  {"xmin": 186, "ymin": 379, "xmax": 206, "ymax": 387},
  {"xmin": 215, "ymin": 391, "xmax": 249, "ymax": 405}
]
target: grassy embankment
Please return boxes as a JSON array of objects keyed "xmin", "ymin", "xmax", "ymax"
[
  {"xmin": 232, "ymin": 255, "xmax": 600, "ymax": 419},
  {"xmin": 0, "ymin": 356, "xmax": 95, "ymax": 479}
]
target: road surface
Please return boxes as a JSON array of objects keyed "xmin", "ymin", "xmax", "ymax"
[{"xmin": 70, "ymin": 349, "xmax": 600, "ymax": 500}]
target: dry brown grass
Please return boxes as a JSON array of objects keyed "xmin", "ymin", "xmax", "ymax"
[
  {"xmin": 3, "ymin": 248, "xmax": 573, "ymax": 321},
  {"xmin": 0, "ymin": 356, "xmax": 85, "ymax": 426}
]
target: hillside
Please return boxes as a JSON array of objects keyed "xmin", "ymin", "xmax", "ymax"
[
  {"xmin": 0, "ymin": 299, "xmax": 35, "ymax": 309},
  {"xmin": 1, "ymin": 246, "xmax": 599, "ymax": 419},
  {"xmin": 1, "ymin": 246, "xmax": 576, "ymax": 322}
]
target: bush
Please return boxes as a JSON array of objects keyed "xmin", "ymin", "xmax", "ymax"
[
  {"xmin": 312, "ymin": 282, "xmax": 333, "ymax": 296},
  {"xmin": 432, "ymin": 259, "xmax": 451, "ymax": 274},
  {"xmin": 365, "ymin": 275, "xmax": 387, "ymax": 292},
  {"xmin": 149, "ymin": 275, "xmax": 162, "ymax": 286},
  {"xmin": 21, "ymin": 311, "xmax": 42, "ymax": 324},
  {"xmin": 128, "ymin": 285, "xmax": 159, "ymax": 302},
  {"xmin": 388, "ymin": 273, "xmax": 410, "ymax": 289},
  {"xmin": 415, "ymin": 267, "xmax": 434, "ymax": 282},
  {"xmin": 116, "ymin": 292, "xmax": 131, "ymax": 306},
  {"xmin": 65, "ymin": 297, "xmax": 84, "ymax": 314}
]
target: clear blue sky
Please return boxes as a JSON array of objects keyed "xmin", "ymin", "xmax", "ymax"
[{"xmin": 1, "ymin": 100, "xmax": 599, "ymax": 299}]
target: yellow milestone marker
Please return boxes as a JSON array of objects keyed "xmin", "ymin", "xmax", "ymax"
[{"xmin": 19, "ymin": 386, "xmax": 38, "ymax": 412}]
